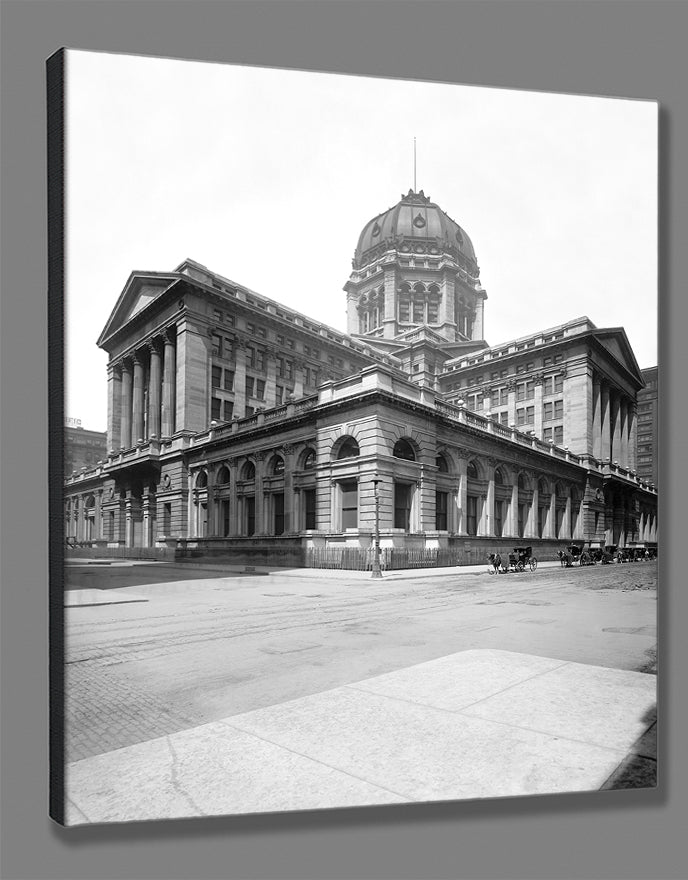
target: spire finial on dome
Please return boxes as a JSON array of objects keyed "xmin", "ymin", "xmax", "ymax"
[{"xmin": 413, "ymin": 136, "xmax": 417, "ymax": 192}]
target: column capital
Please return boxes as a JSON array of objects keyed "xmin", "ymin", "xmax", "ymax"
[
  {"xmin": 163, "ymin": 325, "xmax": 177, "ymax": 344},
  {"xmin": 147, "ymin": 337, "xmax": 163, "ymax": 355}
]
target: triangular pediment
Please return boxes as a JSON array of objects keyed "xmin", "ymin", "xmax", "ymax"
[
  {"xmin": 97, "ymin": 273, "xmax": 180, "ymax": 348},
  {"xmin": 592, "ymin": 328, "xmax": 645, "ymax": 386}
]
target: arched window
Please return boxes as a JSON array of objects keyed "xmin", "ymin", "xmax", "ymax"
[
  {"xmin": 436, "ymin": 454, "xmax": 449, "ymax": 473},
  {"xmin": 467, "ymin": 460, "xmax": 479, "ymax": 479},
  {"xmin": 216, "ymin": 466, "xmax": 230, "ymax": 485},
  {"xmin": 302, "ymin": 449, "xmax": 316, "ymax": 469},
  {"xmin": 195, "ymin": 471, "xmax": 208, "ymax": 489},
  {"xmin": 272, "ymin": 456, "xmax": 285, "ymax": 476},
  {"xmin": 518, "ymin": 473, "xmax": 528, "ymax": 491},
  {"xmin": 494, "ymin": 468, "xmax": 504, "ymax": 486},
  {"xmin": 84, "ymin": 494, "xmax": 95, "ymax": 510},
  {"xmin": 242, "ymin": 461, "xmax": 255, "ymax": 481},
  {"xmin": 393, "ymin": 439, "xmax": 416, "ymax": 461},
  {"xmin": 538, "ymin": 477, "xmax": 549, "ymax": 495},
  {"xmin": 336, "ymin": 437, "xmax": 360, "ymax": 460}
]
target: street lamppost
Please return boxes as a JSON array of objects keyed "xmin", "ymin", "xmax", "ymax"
[{"xmin": 371, "ymin": 476, "xmax": 382, "ymax": 578}]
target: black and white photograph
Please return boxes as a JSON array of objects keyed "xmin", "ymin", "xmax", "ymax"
[{"xmin": 57, "ymin": 50, "xmax": 658, "ymax": 826}]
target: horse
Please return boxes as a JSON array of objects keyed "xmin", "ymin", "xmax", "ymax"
[
  {"xmin": 557, "ymin": 549, "xmax": 573, "ymax": 567},
  {"xmin": 487, "ymin": 552, "xmax": 504, "ymax": 574}
]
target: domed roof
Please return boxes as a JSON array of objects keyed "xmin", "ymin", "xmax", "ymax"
[{"xmin": 354, "ymin": 189, "xmax": 477, "ymax": 267}]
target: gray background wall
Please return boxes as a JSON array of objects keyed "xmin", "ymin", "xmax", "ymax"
[{"xmin": 1, "ymin": 1, "xmax": 685, "ymax": 878}]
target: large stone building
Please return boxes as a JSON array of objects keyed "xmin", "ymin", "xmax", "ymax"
[
  {"xmin": 64, "ymin": 189, "xmax": 658, "ymax": 567},
  {"xmin": 64, "ymin": 421, "xmax": 107, "ymax": 477},
  {"xmin": 636, "ymin": 366, "xmax": 658, "ymax": 486}
]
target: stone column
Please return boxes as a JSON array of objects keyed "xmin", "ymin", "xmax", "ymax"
[
  {"xmin": 294, "ymin": 361, "xmax": 305, "ymax": 398},
  {"xmin": 510, "ymin": 482, "xmax": 519, "ymax": 537},
  {"xmin": 549, "ymin": 490, "xmax": 557, "ymax": 539},
  {"xmin": 132, "ymin": 353, "xmax": 145, "ymax": 443},
  {"xmin": 95, "ymin": 490, "xmax": 103, "ymax": 540},
  {"xmin": 233, "ymin": 343, "xmax": 247, "ymax": 417},
  {"xmin": 483, "ymin": 467, "xmax": 495, "ymax": 537},
  {"xmin": 147, "ymin": 340, "xmax": 162, "ymax": 438},
  {"xmin": 534, "ymin": 376, "xmax": 544, "ymax": 438},
  {"xmin": 529, "ymin": 483, "xmax": 539, "ymax": 539},
  {"xmin": 600, "ymin": 383, "xmax": 611, "ymax": 461},
  {"xmin": 561, "ymin": 486, "xmax": 573, "ymax": 538},
  {"xmin": 628, "ymin": 404, "xmax": 638, "ymax": 472},
  {"xmin": 161, "ymin": 329, "xmax": 176, "ymax": 437},
  {"xmin": 265, "ymin": 352, "xmax": 277, "ymax": 407},
  {"xmin": 228, "ymin": 459, "xmax": 239, "ymax": 535},
  {"xmin": 610, "ymin": 391, "xmax": 622, "ymax": 464},
  {"xmin": 120, "ymin": 359, "xmax": 133, "ymax": 448},
  {"xmin": 255, "ymin": 452, "xmax": 266, "ymax": 534},
  {"xmin": 592, "ymin": 375, "xmax": 602, "ymax": 459},
  {"xmin": 107, "ymin": 363, "xmax": 122, "ymax": 454},
  {"xmin": 282, "ymin": 444, "xmax": 295, "ymax": 533},
  {"xmin": 455, "ymin": 458, "xmax": 467, "ymax": 535},
  {"xmin": 507, "ymin": 381, "xmax": 517, "ymax": 428}
]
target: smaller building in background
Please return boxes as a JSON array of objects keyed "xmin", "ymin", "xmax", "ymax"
[
  {"xmin": 636, "ymin": 367, "xmax": 658, "ymax": 487},
  {"xmin": 65, "ymin": 419, "xmax": 107, "ymax": 477}
]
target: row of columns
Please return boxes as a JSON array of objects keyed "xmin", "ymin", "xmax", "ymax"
[
  {"xmin": 112, "ymin": 328, "xmax": 177, "ymax": 450},
  {"xmin": 592, "ymin": 376, "xmax": 637, "ymax": 469}
]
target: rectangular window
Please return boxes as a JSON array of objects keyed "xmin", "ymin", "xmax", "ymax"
[
  {"xmin": 499, "ymin": 411, "xmax": 509, "ymax": 425},
  {"xmin": 211, "ymin": 397, "xmax": 221, "ymax": 421},
  {"xmin": 223, "ymin": 370, "xmax": 234, "ymax": 391},
  {"xmin": 246, "ymin": 322, "xmax": 255, "ymax": 334},
  {"xmin": 211, "ymin": 366, "xmax": 222, "ymax": 388},
  {"xmin": 162, "ymin": 504, "xmax": 171, "ymax": 535},
  {"xmin": 517, "ymin": 407, "xmax": 535, "ymax": 426},
  {"xmin": 427, "ymin": 301, "xmax": 439, "ymax": 322},
  {"xmin": 517, "ymin": 383, "xmax": 526, "ymax": 401},
  {"xmin": 554, "ymin": 373, "xmax": 564, "ymax": 393},
  {"xmin": 554, "ymin": 425, "xmax": 564, "ymax": 445},
  {"xmin": 394, "ymin": 483, "xmax": 412, "ymax": 530},
  {"xmin": 222, "ymin": 500, "xmax": 230, "ymax": 537},
  {"xmin": 273, "ymin": 493, "xmax": 285, "ymax": 536},
  {"xmin": 543, "ymin": 426, "xmax": 553, "ymax": 442},
  {"xmin": 340, "ymin": 481, "xmax": 358, "ymax": 530},
  {"xmin": 499, "ymin": 388, "xmax": 509, "ymax": 405},
  {"xmin": 223, "ymin": 400, "xmax": 233, "ymax": 421},
  {"xmin": 304, "ymin": 489, "xmax": 316, "ymax": 530},
  {"xmin": 399, "ymin": 300, "xmax": 410, "ymax": 322},
  {"xmin": 517, "ymin": 503, "xmax": 526, "ymax": 538},
  {"xmin": 286, "ymin": 337, "xmax": 295, "ymax": 349},
  {"xmin": 245, "ymin": 496, "xmax": 255, "ymax": 536},
  {"xmin": 213, "ymin": 309, "xmax": 223, "ymax": 323},
  {"xmin": 256, "ymin": 379, "xmax": 265, "ymax": 399},
  {"xmin": 525, "ymin": 380, "xmax": 535, "ymax": 399},
  {"xmin": 211, "ymin": 334, "xmax": 222, "ymax": 356},
  {"xmin": 435, "ymin": 491, "xmax": 448, "ymax": 531},
  {"xmin": 413, "ymin": 300, "xmax": 424, "ymax": 322},
  {"xmin": 245, "ymin": 406, "xmax": 255, "ymax": 416},
  {"xmin": 542, "ymin": 376, "xmax": 553, "ymax": 396},
  {"xmin": 276, "ymin": 385, "xmax": 284, "ymax": 405},
  {"xmin": 554, "ymin": 399, "xmax": 564, "ymax": 419},
  {"xmin": 543, "ymin": 401, "xmax": 553, "ymax": 421},
  {"xmin": 467, "ymin": 495, "xmax": 478, "ymax": 536},
  {"xmin": 245, "ymin": 376, "xmax": 254, "ymax": 398},
  {"xmin": 257, "ymin": 326, "xmax": 266, "ymax": 338},
  {"xmin": 246, "ymin": 346, "xmax": 256, "ymax": 368},
  {"xmin": 255, "ymin": 349, "xmax": 266, "ymax": 371}
]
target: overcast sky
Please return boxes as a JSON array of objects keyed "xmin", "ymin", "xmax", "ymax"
[{"xmin": 65, "ymin": 50, "xmax": 658, "ymax": 433}]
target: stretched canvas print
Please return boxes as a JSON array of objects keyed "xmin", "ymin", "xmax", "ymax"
[{"xmin": 49, "ymin": 49, "xmax": 659, "ymax": 826}]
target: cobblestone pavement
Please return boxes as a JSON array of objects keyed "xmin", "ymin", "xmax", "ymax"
[{"xmin": 65, "ymin": 561, "xmax": 657, "ymax": 763}]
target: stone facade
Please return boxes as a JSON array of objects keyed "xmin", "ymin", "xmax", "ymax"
[{"xmin": 64, "ymin": 191, "xmax": 658, "ymax": 565}]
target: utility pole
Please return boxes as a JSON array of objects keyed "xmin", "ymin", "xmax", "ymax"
[{"xmin": 371, "ymin": 476, "xmax": 382, "ymax": 578}]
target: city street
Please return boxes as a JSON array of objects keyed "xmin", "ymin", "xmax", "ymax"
[{"xmin": 65, "ymin": 561, "xmax": 657, "ymax": 764}]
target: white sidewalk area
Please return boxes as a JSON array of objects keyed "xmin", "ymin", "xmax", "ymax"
[{"xmin": 65, "ymin": 649, "xmax": 657, "ymax": 825}]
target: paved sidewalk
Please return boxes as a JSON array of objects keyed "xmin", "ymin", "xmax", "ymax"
[{"xmin": 65, "ymin": 649, "xmax": 656, "ymax": 825}]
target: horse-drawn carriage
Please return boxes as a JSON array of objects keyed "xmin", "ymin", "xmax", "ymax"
[
  {"xmin": 487, "ymin": 546, "xmax": 538, "ymax": 573},
  {"xmin": 558, "ymin": 542, "xmax": 597, "ymax": 566}
]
